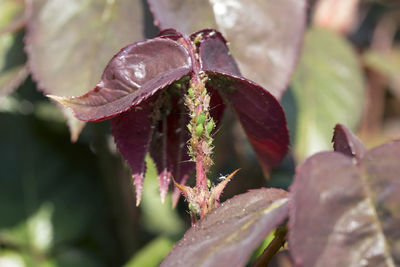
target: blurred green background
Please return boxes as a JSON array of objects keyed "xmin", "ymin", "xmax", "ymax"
[{"xmin": 1, "ymin": 0, "xmax": 400, "ymax": 266}]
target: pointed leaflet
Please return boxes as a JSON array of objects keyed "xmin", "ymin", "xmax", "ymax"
[
  {"xmin": 332, "ymin": 124, "xmax": 366, "ymax": 160},
  {"xmin": 161, "ymin": 188, "xmax": 289, "ymax": 267},
  {"xmin": 26, "ymin": 0, "xmax": 147, "ymax": 139},
  {"xmin": 149, "ymin": 92, "xmax": 195, "ymax": 203},
  {"xmin": 289, "ymin": 142, "xmax": 400, "ymax": 266},
  {"xmin": 197, "ymin": 31, "xmax": 289, "ymax": 173},
  {"xmin": 50, "ymin": 37, "xmax": 192, "ymax": 121},
  {"xmin": 110, "ymin": 101, "xmax": 155, "ymax": 206},
  {"xmin": 148, "ymin": 0, "xmax": 306, "ymax": 99}
]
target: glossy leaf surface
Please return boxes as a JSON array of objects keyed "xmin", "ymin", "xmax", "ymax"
[
  {"xmin": 26, "ymin": 0, "xmax": 147, "ymax": 138},
  {"xmin": 289, "ymin": 141, "xmax": 400, "ymax": 266},
  {"xmin": 50, "ymin": 38, "xmax": 192, "ymax": 121},
  {"xmin": 209, "ymin": 73, "xmax": 289, "ymax": 174},
  {"xmin": 148, "ymin": 0, "xmax": 306, "ymax": 99},
  {"xmin": 50, "ymin": 28, "xmax": 290, "ymax": 202},
  {"xmin": 161, "ymin": 188, "xmax": 289, "ymax": 267},
  {"xmin": 332, "ymin": 123, "xmax": 366, "ymax": 160},
  {"xmin": 198, "ymin": 30, "xmax": 289, "ymax": 173},
  {"xmin": 291, "ymin": 28, "xmax": 365, "ymax": 161}
]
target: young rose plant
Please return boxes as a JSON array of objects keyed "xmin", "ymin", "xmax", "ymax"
[{"xmin": 49, "ymin": 28, "xmax": 289, "ymax": 220}]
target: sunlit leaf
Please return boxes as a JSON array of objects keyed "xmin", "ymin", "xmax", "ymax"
[
  {"xmin": 26, "ymin": 0, "xmax": 147, "ymax": 139},
  {"xmin": 161, "ymin": 188, "xmax": 289, "ymax": 267},
  {"xmin": 50, "ymin": 38, "xmax": 191, "ymax": 122},
  {"xmin": 289, "ymin": 141, "xmax": 400, "ymax": 266},
  {"xmin": 140, "ymin": 156, "xmax": 184, "ymax": 236},
  {"xmin": 364, "ymin": 47, "xmax": 400, "ymax": 100},
  {"xmin": 148, "ymin": 0, "xmax": 306, "ymax": 99},
  {"xmin": 198, "ymin": 31, "xmax": 289, "ymax": 174},
  {"xmin": 0, "ymin": 0, "xmax": 25, "ymax": 35},
  {"xmin": 0, "ymin": 0, "xmax": 27, "ymax": 99},
  {"xmin": 125, "ymin": 236, "xmax": 174, "ymax": 267},
  {"xmin": 51, "ymin": 28, "xmax": 290, "ymax": 201},
  {"xmin": 291, "ymin": 28, "xmax": 365, "ymax": 161}
]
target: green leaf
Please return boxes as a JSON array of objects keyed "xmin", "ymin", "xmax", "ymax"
[
  {"xmin": 0, "ymin": 113, "xmax": 104, "ymax": 252},
  {"xmin": 291, "ymin": 28, "xmax": 365, "ymax": 161},
  {"xmin": 0, "ymin": 0, "xmax": 25, "ymax": 35},
  {"xmin": 0, "ymin": 250, "xmax": 25, "ymax": 267},
  {"xmin": 26, "ymin": 0, "xmax": 146, "ymax": 140},
  {"xmin": 140, "ymin": 156, "xmax": 184, "ymax": 237},
  {"xmin": 124, "ymin": 237, "xmax": 174, "ymax": 267},
  {"xmin": 148, "ymin": 0, "xmax": 307, "ymax": 99},
  {"xmin": 364, "ymin": 47, "xmax": 400, "ymax": 100},
  {"xmin": 0, "ymin": 0, "xmax": 28, "ymax": 99}
]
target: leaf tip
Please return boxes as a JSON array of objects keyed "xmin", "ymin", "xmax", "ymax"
[
  {"xmin": 158, "ymin": 170, "xmax": 171, "ymax": 203},
  {"xmin": 132, "ymin": 173, "xmax": 144, "ymax": 206}
]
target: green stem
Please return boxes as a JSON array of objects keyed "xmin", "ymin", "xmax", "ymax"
[{"xmin": 252, "ymin": 226, "xmax": 287, "ymax": 267}]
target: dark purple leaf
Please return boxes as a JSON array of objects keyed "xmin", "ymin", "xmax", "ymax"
[
  {"xmin": 147, "ymin": 0, "xmax": 306, "ymax": 99},
  {"xmin": 110, "ymin": 100, "xmax": 155, "ymax": 206},
  {"xmin": 49, "ymin": 38, "xmax": 192, "ymax": 121},
  {"xmin": 194, "ymin": 29, "xmax": 240, "ymax": 76},
  {"xmin": 161, "ymin": 188, "xmax": 289, "ymax": 267},
  {"xmin": 150, "ymin": 92, "xmax": 194, "ymax": 203},
  {"xmin": 332, "ymin": 123, "xmax": 366, "ymax": 160},
  {"xmin": 289, "ymin": 141, "xmax": 400, "ymax": 266},
  {"xmin": 209, "ymin": 73, "xmax": 289, "ymax": 174},
  {"xmin": 196, "ymin": 29, "xmax": 289, "ymax": 174}
]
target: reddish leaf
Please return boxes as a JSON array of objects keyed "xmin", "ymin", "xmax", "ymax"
[
  {"xmin": 289, "ymin": 142, "xmax": 400, "ymax": 266},
  {"xmin": 194, "ymin": 29, "xmax": 240, "ymax": 76},
  {"xmin": 161, "ymin": 188, "xmax": 289, "ymax": 267},
  {"xmin": 197, "ymin": 29, "xmax": 289, "ymax": 174},
  {"xmin": 209, "ymin": 73, "xmax": 289, "ymax": 175},
  {"xmin": 110, "ymin": 101, "xmax": 155, "ymax": 206},
  {"xmin": 360, "ymin": 142, "xmax": 400, "ymax": 264},
  {"xmin": 49, "ymin": 38, "xmax": 192, "ymax": 121},
  {"xmin": 332, "ymin": 123, "xmax": 366, "ymax": 160},
  {"xmin": 150, "ymin": 93, "xmax": 194, "ymax": 203},
  {"xmin": 147, "ymin": 0, "xmax": 306, "ymax": 99}
]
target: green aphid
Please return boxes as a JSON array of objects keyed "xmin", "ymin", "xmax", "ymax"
[
  {"xmin": 188, "ymin": 88, "xmax": 194, "ymax": 99},
  {"xmin": 195, "ymin": 124, "xmax": 204, "ymax": 137},
  {"xmin": 196, "ymin": 112, "xmax": 206, "ymax": 125},
  {"xmin": 206, "ymin": 119, "xmax": 215, "ymax": 136},
  {"xmin": 187, "ymin": 124, "xmax": 192, "ymax": 132}
]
